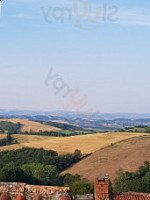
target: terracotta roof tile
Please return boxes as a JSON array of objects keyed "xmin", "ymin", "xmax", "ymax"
[{"xmin": 0, "ymin": 193, "xmax": 11, "ymax": 200}]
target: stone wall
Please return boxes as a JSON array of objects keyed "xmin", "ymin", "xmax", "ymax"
[{"xmin": 0, "ymin": 182, "xmax": 71, "ymax": 200}]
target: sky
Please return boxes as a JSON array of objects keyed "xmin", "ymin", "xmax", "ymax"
[{"xmin": 0, "ymin": 0, "xmax": 150, "ymax": 114}]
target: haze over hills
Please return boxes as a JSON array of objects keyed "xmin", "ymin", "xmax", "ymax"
[
  {"xmin": 1, "ymin": 109, "xmax": 150, "ymax": 131},
  {"xmin": 1, "ymin": 109, "xmax": 150, "ymax": 120}
]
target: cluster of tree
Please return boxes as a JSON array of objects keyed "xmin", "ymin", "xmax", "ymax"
[
  {"xmin": 0, "ymin": 147, "xmax": 93, "ymax": 194},
  {"xmin": 118, "ymin": 125, "xmax": 150, "ymax": 133},
  {"xmin": 0, "ymin": 134, "xmax": 17, "ymax": 146},
  {"xmin": 0, "ymin": 162, "xmax": 59, "ymax": 186},
  {"xmin": 0, "ymin": 148, "xmax": 82, "ymax": 173},
  {"xmin": 0, "ymin": 121, "xmax": 21, "ymax": 134},
  {"xmin": 0, "ymin": 164, "xmax": 94, "ymax": 195},
  {"xmin": 114, "ymin": 161, "xmax": 150, "ymax": 193}
]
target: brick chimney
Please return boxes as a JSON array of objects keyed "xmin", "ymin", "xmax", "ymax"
[{"xmin": 95, "ymin": 175, "xmax": 110, "ymax": 200}]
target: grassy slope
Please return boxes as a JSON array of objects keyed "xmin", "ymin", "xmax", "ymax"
[
  {"xmin": 0, "ymin": 132, "xmax": 146, "ymax": 155},
  {"xmin": 61, "ymin": 135, "xmax": 150, "ymax": 181},
  {"xmin": 0, "ymin": 119, "xmax": 61, "ymax": 132}
]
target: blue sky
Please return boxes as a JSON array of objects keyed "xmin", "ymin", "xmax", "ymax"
[{"xmin": 0, "ymin": 0, "xmax": 150, "ymax": 113}]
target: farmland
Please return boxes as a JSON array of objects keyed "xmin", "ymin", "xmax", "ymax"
[{"xmin": 0, "ymin": 132, "xmax": 146, "ymax": 155}]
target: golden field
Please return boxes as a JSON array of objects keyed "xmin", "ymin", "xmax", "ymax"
[
  {"xmin": 0, "ymin": 119, "xmax": 61, "ymax": 132},
  {"xmin": 61, "ymin": 135, "xmax": 150, "ymax": 181},
  {"xmin": 0, "ymin": 132, "xmax": 147, "ymax": 155}
]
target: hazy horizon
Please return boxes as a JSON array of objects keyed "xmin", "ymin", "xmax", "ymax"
[{"xmin": 2, "ymin": 108, "xmax": 150, "ymax": 115}]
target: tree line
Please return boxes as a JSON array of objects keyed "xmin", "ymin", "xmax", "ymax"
[
  {"xmin": 118, "ymin": 125, "xmax": 150, "ymax": 133},
  {"xmin": 19, "ymin": 130, "xmax": 80, "ymax": 137},
  {"xmin": 17, "ymin": 130, "xmax": 96, "ymax": 137}
]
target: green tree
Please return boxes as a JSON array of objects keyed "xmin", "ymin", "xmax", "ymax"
[
  {"xmin": 114, "ymin": 162, "xmax": 150, "ymax": 193},
  {"xmin": 143, "ymin": 172, "xmax": 150, "ymax": 193},
  {"xmin": 0, "ymin": 162, "xmax": 25, "ymax": 182},
  {"xmin": 74, "ymin": 149, "xmax": 82, "ymax": 161},
  {"xmin": 71, "ymin": 181, "xmax": 94, "ymax": 195},
  {"xmin": 22, "ymin": 163, "xmax": 59, "ymax": 185}
]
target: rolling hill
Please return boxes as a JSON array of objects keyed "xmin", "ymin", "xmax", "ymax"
[
  {"xmin": 0, "ymin": 119, "xmax": 61, "ymax": 132},
  {"xmin": 61, "ymin": 135, "xmax": 150, "ymax": 181},
  {"xmin": 0, "ymin": 132, "xmax": 146, "ymax": 155}
]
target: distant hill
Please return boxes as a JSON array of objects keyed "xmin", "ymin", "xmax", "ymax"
[
  {"xmin": 1, "ymin": 110, "xmax": 150, "ymax": 131},
  {"xmin": 61, "ymin": 135, "xmax": 150, "ymax": 181},
  {"xmin": 1, "ymin": 109, "xmax": 150, "ymax": 120},
  {"xmin": 0, "ymin": 119, "xmax": 96, "ymax": 137}
]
